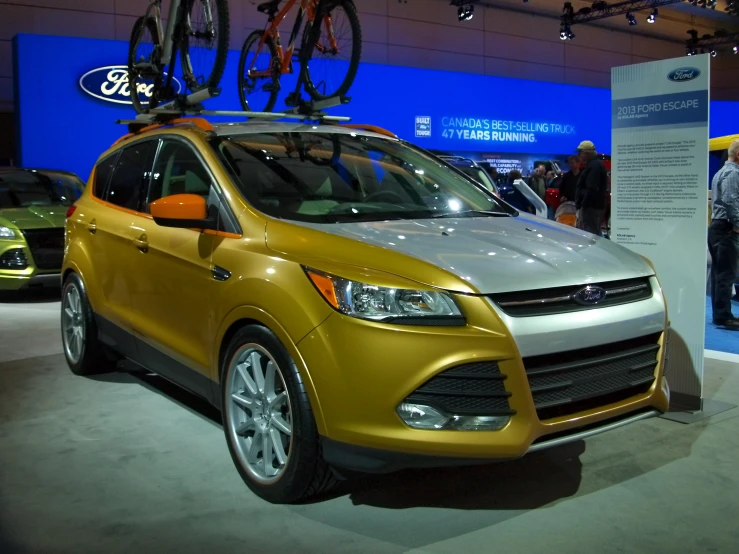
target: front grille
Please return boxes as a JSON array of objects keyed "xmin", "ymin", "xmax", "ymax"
[
  {"xmin": 0, "ymin": 249, "xmax": 28, "ymax": 270},
  {"xmin": 490, "ymin": 277, "xmax": 653, "ymax": 317},
  {"xmin": 403, "ymin": 362, "xmax": 515, "ymax": 416},
  {"xmin": 21, "ymin": 228, "xmax": 65, "ymax": 270},
  {"xmin": 524, "ymin": 334, "xmax": 661, "ymax": 421}
]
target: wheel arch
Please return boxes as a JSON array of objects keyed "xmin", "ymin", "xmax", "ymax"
[{"xmin": 215, "ymin": 306, "xmax": 327, "ymax": 435}]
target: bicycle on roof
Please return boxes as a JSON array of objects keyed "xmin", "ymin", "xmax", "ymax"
[
  {"xmin": 128, "ymin": 0, "xmax": 230, "ymax": 114},
  {"xmin": 238, "ymin": 0, "xmax": 362, "ymax": 113}
]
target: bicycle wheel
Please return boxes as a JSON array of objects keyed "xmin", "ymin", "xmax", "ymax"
[
  {"xmin": 180, "ymin": 0, "xmax": 230, "ymax": 92},
  {"xmin": 238, "ymin": 30, "xmax": 280, "ymax": 113},
  {"xmin": 301, "ymin": 0, "xmax": 362, "ymax": 101},
  {"xmin": 128, "ymin": 16, "xmax": 162, "ymax": 114}
]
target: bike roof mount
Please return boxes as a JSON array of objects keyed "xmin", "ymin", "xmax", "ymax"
[{"xmin": 115, "ymin": 86, "xmax": 353, "ymax": 129}]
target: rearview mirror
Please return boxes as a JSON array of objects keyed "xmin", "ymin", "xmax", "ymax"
[{"xmin": 150, "ymin": 194, "xmax": 217, "ymax": 230}]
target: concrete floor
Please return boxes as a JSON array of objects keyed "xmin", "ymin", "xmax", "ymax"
[{"xmin": 1, "ymin": 289, "xmax": 739, "ymax": 554}]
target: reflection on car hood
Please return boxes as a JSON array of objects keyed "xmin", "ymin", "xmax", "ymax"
[
  {"xmin": 291, "ymin": 214, "xmax": 654, "ymax": 294},
  {"xmin": 0, "ymin": 206, "xmax": 67, "ymax": 229}
]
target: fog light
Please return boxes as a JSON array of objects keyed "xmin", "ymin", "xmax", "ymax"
[
  {"xmin": 397, "ymin": 403, "xmax": 449, "ymax": 429},
  {"xmin": 397, "ymin": 403, "xmax": 510, "ymax": 431},
  {"xmin": 449, "ymin": 415, "xmax": 510, "ymax": 431}
]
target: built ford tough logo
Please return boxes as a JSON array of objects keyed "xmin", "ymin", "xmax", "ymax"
[
  {"xmin": 667, "ymin": 67, "xmax": 701, "ymax": 83},
  {"xmin": 79, "ymin": 65, "xmax": 182, "ymax": 105},
  {"xmin": 574, "ymin": 285, "xmax": 607, "ymax": 305}
]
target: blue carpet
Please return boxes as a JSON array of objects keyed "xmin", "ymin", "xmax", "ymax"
[{"xmin": 705, "ymin": 295, "xmax": 739, "ymax": 354}]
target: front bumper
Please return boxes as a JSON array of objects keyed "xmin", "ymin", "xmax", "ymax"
[
  {"xmin": 297, "ymin": 292, "xmax": 669, "ymax": 470},
  {"xmin": 0, "ymin": 243, "xmax": 61, "ymax": 290}
]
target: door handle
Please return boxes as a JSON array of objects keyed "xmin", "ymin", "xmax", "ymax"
[
  {"xmin": 87, "ymin": 220, "xmax": 97, "ymax": 234},
  {"xmin": 133, "ymin": 235, "xmax": 149, "ymax": 253}
]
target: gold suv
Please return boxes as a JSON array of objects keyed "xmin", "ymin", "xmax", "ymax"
[{"xmin": 62, "ymin": 118, "xmax": 670, "ymax": 503}]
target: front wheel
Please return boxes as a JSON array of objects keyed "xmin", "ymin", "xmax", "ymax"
[
  {"xmin": 180, "ymin": 0, "xmax": 230, "ymax": 92},
  {"xmin": 301, "ymin": 0, "xmax": 362, "ymax": 101},
  {"xmin": 221, "ymin": 325, "xmax": 337, "ymax": 503},
  {"xmin": 238, "ymin": 30, "xmax": 280, "ymax": 113}
]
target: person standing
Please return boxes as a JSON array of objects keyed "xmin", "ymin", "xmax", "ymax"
[
  {"xmin": 574, "ymin": 140, "xmax": 608, "ymax": 236},
  {"xmin": 528, "ymin": 164, "xmax": 547, "ymax": 203},
  {"xmin": 708, "ymin": 139, "xmax": 739, "ymax": 330},
  {"xmin": 559, "ymin": 155, "xmax": 581, "ymax": 202}
]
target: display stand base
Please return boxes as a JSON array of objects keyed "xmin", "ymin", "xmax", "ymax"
[{"xmin": 660, "ymin": 398, "xmax": 737, "ymax": 424}]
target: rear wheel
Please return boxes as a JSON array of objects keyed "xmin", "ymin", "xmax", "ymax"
[
  {"xmin": 302, "ymin": 0, "xmax": 362, "ymax": 101},
  {"xmin": 61, "ymin": 274, "xmax": 116, "ymax": 376},
  {"xmin": 128, "ymin": 16, "xmax": 162, "ymax": 114},
  {"xmin": 180, "ymin": 0, "xmax": 230, "ymax": 92},
  {"xmin": 238, "ymin": 30, "xmax": 280, "ymax": 113},
  {"xmin": 221, "ymin": 325, "xmax": 337, "ymax": 503}
]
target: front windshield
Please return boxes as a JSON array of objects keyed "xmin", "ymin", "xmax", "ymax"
[
  {"xmin": 213, "ymin": 132, "xmax": 514, "ymax": 223},
  {"xmin": 458, "ymin": 166, "xmax": 496, "ymax": 193},
  {"xmin": 0, "ymin": 170, "xmax": 84, "ymax": 209}
]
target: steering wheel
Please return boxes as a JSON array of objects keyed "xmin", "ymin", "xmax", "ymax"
[{"xmin": 363, "ymin": 190, "xmax": 405, "ymax": 204}]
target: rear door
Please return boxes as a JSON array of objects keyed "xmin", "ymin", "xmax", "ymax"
[{"xmin": 87, "ymin": 140, "xmax": 158, "ymax": 356}]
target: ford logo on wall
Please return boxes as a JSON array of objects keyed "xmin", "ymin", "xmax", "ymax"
[
  {"xmin": 573, "ymin": 285, "xmax": 607, "ymax": 305},
  {"xmin": 667, "ymin": 67, "xmax": 701, "ymax": 83},
  {"xmin": 79, "ymin": 65, "xmax": 182, "ymax": 105}
]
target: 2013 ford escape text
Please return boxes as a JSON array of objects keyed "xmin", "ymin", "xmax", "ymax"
[{"xmin": 61, "ymin": 118, "xmax": 670, "ymax": 504}]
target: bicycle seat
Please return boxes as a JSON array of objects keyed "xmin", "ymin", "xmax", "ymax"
[{"xmin": 257, "ymin": 0, "xmax": 280, "ymax": 16}]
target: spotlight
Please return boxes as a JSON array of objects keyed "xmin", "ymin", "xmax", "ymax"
[
  {"xmin": 457, "ymin": 3, "xmax": 474, "ymax": 21},
  {"xmin": 560, "ymin": 26, "xmax": 567, "ymax": 40},
  {"xmin": 733, "ymin": 45, "xmax": 738, "ymax": 54},
  {"xmin": 559, "ymin": 24, "xmax": 574, "ymax": 40},
  {"xmin": 647, "ymin": 8, "xmax": 657, "ymax": 23},
  {"xmin": 711, "ymin": 49, "xmax": 717, "ymax": 57},
  {"xmin": 626, "ymin": 12, "xmax": 637, "ymax": 25},
  {"xmin": 567, "ymin": 28, "xmax": 575, "ymax": 40}
]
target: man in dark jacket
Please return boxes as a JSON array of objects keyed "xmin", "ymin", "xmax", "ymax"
[
  {"xmin": 708, "ymin": 139, "xmax": 739, "ymax": 329},
  {"xmin": 574, "ymin": 140, "xmax": 608, "ymax": 235},
  {"xmin": 559, "ymin": 155, "xmax": 580, "ymax": 202}
]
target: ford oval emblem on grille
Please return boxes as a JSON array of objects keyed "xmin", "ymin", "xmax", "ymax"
[{"xmin": 574, "ymin": 285, "xmax": 607, "ymax": 305}]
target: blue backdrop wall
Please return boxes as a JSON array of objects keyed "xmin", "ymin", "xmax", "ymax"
[{"xmin": 13, "ymin": 33, "xmax": 739, "ymax": 180}]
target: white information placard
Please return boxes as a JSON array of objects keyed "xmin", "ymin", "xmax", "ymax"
[{"xmin": 611, "ymin": 56, "xmax": 710, "ymax": 410}]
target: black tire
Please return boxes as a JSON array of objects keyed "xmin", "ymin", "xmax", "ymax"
[
  {"xmin": 128, "ymin": 16, "xmax": 162, "ymax": 115},
  {"xmin": 180, "ymin": 0, "xmax": 230, "ymax": 92},
  {"xmin": 61, "ymin": 273, "xmax": 116, "ymax": 376},
  {"xmin": 220, "ymin": 325, "xmax": 337, "ymax": 504},
  {"xmin": 301, "ymin": 0, "xmax": 362, "ymax": 101},
  {"xmin": 238, "ymin": 30, "xmax": 280, "ymax": 113}
]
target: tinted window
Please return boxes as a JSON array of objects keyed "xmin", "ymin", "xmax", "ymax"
[
  {"xmin": 93, "ymin": 154, "xmax": 117, "ymax": 197},
  {"xmin": 0, "ymin": 170, "xmax": 83, "ymax": 208},
  {"xmin": 148, "ymin": 140, "xmax": 212, "ymax": 204},
  {"xmin": 213, "ymin": 132, "xmax": 510, "ymax": 224},
  {"xmin": 106, "ymin": 141, "xmax": 157, "ymax": 210}
]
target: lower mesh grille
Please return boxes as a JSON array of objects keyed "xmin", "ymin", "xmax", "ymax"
[
  {"xmin": 404, "ymin": 362, "xmax": 515, "ymax": 416},
  {"xmin": 524, "ymin": 334, "xmax": 661, "ymax": 421},
  {"xmin": 21, "ymin": 228, "xmax": 65, "ymax": 270}
]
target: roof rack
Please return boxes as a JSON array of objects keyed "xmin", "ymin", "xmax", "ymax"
[{"xmin": 115, "ymin": 87, "xmax": 352, "ymax": 132}]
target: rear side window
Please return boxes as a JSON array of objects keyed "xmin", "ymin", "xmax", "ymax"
[
  {"xmin": 105, "ymin": 141, "xmax": 158, "ymax": 210},
  {"xmin": 93, "ymin": 153, "xmax": 118, "ymax": 197}
]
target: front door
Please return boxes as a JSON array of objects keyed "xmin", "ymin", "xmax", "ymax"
[{"xmin": 127, "ymin": 137, "xmax": 231, "ymax": 400}]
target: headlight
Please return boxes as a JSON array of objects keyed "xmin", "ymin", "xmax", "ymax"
[
  {"xmin": 0, "ymin": 226, "xmax": 16, "ymax": 239},
  {"xmin": 305, "ymin": 267, "xmax": 464, "ymax": 324}
]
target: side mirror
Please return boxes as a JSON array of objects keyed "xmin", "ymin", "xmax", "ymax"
[{"xmin": 150, "ymin": 194, "xmax": 217, "ymax": 230}]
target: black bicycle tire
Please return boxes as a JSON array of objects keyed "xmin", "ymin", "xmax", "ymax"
[
  {"xmin": 302, "ymin": 0, "xmax": 362, "ymax": 101},
  {"xmin": 179, "ymin": 0, "xmax": 230, "ymax": 92},
  {"xmin": 128, "ymin": 16, "xmax": 161, "ymax": 114},
  {"xmin": 238, "ymin": 30, "xmax": 280, "ymax": 113}
]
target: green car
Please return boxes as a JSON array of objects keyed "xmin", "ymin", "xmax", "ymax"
[{"xmin": 0, "ymin": 168, "xmax": 84, "ymax": 290}]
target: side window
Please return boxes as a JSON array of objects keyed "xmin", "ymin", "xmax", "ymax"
[
  {"xmin": 105, "ymin": 141, "xmax": 157, "ymax": 211},
  {"xmin": 147, "ymin": 139, "xmax": 236, "ymax": 233},
  {"xmin": 148, "ymin": 140, "xmax": 213, "ymax": 204},
  {"xmin": 93, "ymin": 152, "xmax": 118, "ymax": 198}
]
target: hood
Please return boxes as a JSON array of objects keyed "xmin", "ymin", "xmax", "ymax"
[
  {"xmin": 269, "ymin": 214, "xmax": 653, "ymax": 294},
  {"xmin": 0, "ymin": 206, "xmax": 67, "ymax": 230}
]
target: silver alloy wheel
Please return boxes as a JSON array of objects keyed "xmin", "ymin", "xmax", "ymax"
[
  {"xmin": 62, "ymin": 284, "xmax": 85, "ymax": 364},
  {"xmin": 226, "ymin": 344, "xmax": 293, "ymax": 484}
]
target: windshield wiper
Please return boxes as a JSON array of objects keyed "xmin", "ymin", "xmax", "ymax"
[{"xmin": 432, "ymin": 210, "xmax": 512, "ymax": 218}]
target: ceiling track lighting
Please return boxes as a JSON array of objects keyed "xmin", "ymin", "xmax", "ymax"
[
  {"xmin": 456, "ymin": 3, "xmax": 474, "ymax": 21},
  {"xmin": 685, "ymin": 28, "xmax": 739, "ymax": 58},
  {"xmin": 647, "ymin": 8, "xmax": 657, "ymax": 22},
  {"xmin": 626, "ymin": 11, "xmax": 637, "ymax": 25}
]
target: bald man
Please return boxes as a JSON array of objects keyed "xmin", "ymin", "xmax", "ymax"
[{"xmin": 708, "ymin": 139, "xmax": 739, "ymax": 330}]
